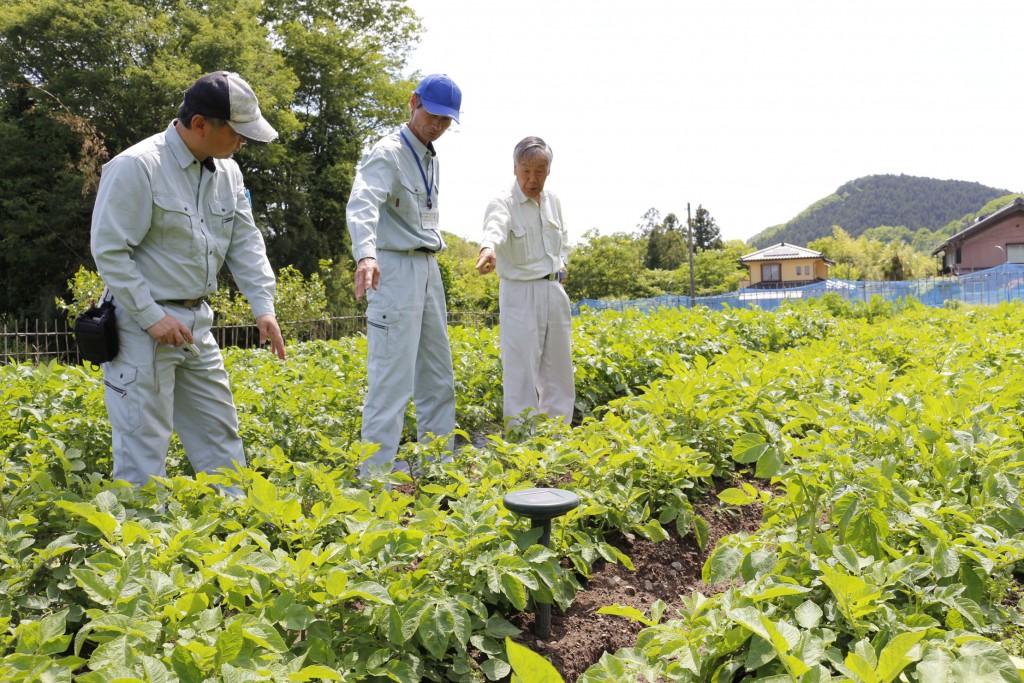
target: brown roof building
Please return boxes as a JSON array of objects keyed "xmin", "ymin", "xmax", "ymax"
[
  {"xmin": 739, "ymin": 243, "xmax": 834, "ymax": 289},
  {"xmin": 931, "ymin": 197, "xmax": 1024, "ymax": 275}
]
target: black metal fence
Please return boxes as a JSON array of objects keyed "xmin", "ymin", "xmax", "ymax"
[
  {"xmin": 1, "ymin": 318, "xmax": 80, "ymax": 366},
  {"xmin": 1, "ymin": 310, "xmax": 499, "ymax": 366}
]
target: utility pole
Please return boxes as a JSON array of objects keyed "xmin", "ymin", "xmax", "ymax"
[{"xmin": 687, "ymin": 202, "xmax": 695, "ymax": 307}]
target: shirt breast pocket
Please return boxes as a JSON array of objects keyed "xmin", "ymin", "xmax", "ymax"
[
  {"xmin": 507, "ymin": 223, "xmax": 532, "ymax": 265},
  {"xmin": 542, "ymin": 217, "xmax": 563, "ymax": 257},
  {"xmin": 208, "ymin": 197, "xmax": 235, "ymax": 258},
  {"xmin": 152, "ymin": 194, "xmax": 195, "ymax": 256},
  {"xmin": 393, "ymin": 180, "xmax": 423, "ymax": 226}
]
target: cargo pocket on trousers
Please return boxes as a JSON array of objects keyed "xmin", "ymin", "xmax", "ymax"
[
  {"xmin": 104, "ymin": 362, "xmax": 141, "ymax": 433},
  {"xmin": 366, "ymin": 309, "xmax": 399, "ymax": 361}
]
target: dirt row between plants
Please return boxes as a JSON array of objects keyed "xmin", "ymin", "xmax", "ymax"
[{"xmin": 507, "ymin": 483, "xmax": 764, "ymax": 682}]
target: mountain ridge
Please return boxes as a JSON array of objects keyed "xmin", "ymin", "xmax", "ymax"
[{"xmin": 748, "ymin": 174, "xmax": 1013, "ymax": 249}]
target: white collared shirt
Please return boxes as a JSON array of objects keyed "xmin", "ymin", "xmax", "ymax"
[{"xmin": 480, "ymin": 181, "xmax": 568, "ymax": 281}]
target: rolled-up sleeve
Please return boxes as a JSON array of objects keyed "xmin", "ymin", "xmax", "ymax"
[{"xmin": 90, "ymin": 156, "xmax": 166, "ymax": 330}]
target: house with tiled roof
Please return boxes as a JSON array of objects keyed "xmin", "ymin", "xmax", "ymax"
[
  {"xmin": 931, "ymin": 197, "xmax": 1024, "ymax": 275},
  {"xmin": 739, "ymin": 243, "xmax": 834, "ymax": 289}
]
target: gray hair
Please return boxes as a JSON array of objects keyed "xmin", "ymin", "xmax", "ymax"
[{"xmin": 513, "ymin": 136, "xmax": 553, "ymax": 165}]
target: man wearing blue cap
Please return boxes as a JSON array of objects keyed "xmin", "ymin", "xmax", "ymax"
[{"xmin": 346, "ymin": 74, "xmax": 462, "ymax": 479}]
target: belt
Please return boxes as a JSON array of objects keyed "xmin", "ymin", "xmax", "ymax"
[
  {"xmin": 161, "ymin": 296, "xmax": 209, "ymax": 308},
  {"xmin": 415, "ymin": 246, "xmax": 437, "ymax": 254},
  {"xmin": 535, "ymin": 272, "xmax": 560, "ymax": 281}
]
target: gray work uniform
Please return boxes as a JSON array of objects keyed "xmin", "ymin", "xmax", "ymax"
[
  {"xmin": 346, "ymin": 123, "xmax": 456, "ymax": 475},
  {"xmin": 91, "ymin": 121, "xmax": 277, "ymax": 486}
]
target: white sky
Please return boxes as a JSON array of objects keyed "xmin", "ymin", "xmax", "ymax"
[{"xmin": 403, "ymin": 0, "xmax": 1022, "ymax": 246}]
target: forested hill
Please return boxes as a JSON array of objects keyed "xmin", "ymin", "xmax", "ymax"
[{"xmin": 748, "ymin": 174, "xmax": 1010, "ymax": 248}]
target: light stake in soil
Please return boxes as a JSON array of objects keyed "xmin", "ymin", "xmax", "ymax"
[{"xmin": 502, "ymin": 487, "xmax": 581, "ymax": 639}]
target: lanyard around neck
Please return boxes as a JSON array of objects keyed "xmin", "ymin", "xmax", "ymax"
[{"xmin": 399, "ymin": 130, "xmax": 434, "ymax": 209}]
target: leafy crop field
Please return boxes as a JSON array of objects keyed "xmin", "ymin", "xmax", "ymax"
[{"xmin": 4, "ymin": 297, "xmax": 1024, "ymax": 682}]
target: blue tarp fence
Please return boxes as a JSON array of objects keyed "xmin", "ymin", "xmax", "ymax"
[{"xmin": 571, "ymin": 263, "xmax": 1024, "ymax": 315}]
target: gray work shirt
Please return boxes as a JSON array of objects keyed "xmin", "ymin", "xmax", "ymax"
[
  {"xmin": 347, "ymin": 123, "xmax": 445, "ymax": 262},
  {"xmin": 91, "ymin": 122, "xmax": 276, "ymax": 331}
]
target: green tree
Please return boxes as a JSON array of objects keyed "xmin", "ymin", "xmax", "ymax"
[
  {"xmin": 809, "ymin": 227, "xmax": 864, "ymax": 280},
  {"xmin": 437, "ymin": 232, "xmax": 498, "ymax": 312},
  {"xmin": 636, "ymin": 207, "xmax": 661, "ymax": 233},
  {"xmin": 861, "ymin": 224, "xmax": 913, "ymax": 244},
  {"xmin": 691, "ymin": 204, "xmax": 722, "ymax": 252},
  {"xmin": 258, "ymin": 0, "xmax": 419, "ymax": 274},
  {"xmin": 653, "ymin": 240, "xmax": 746, "ymax": 298},
  {"xmin": 810, "ymin": 226, "xmax": 931, "ymax": 281},
  {"xmin": 566, "ymin": 229, "xmax": 655, "ymax": 300},
  {"xmin": 639, "ymin": 208, "xmax": 686, "ymax": 271},
  {"xmin": 646, "ymin": 212, "xmax": 687, "ymax": 270},
  {"xmin": 0, "ymin": 87, "xmax": 106, "ymax": 318},
  {"xmin": 694, "ymin": 240, "xmax": 746, "ymax": 293},
  {"xmin": 881, "ymin": 252, "xmax": 906, "ymax": 281},
  {"xmin": 910, "ymin": 227, "xmax": 941, "ymax": 255},
  {"xmin": 0, "ymin": 0, "xmax": 299, "ymax": 156},
  {"xmin": 0, "ymin": 0, "xmax": 420, "ymax": 318}
]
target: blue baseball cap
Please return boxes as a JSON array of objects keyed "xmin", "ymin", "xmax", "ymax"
[{"xmin": 414, "ymin": 74, "xmax": 461, "ymax": 123}]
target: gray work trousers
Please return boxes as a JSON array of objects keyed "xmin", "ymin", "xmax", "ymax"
[
  {"xmin": 360, "ymin": 249, "xmax": 455, "ymax": 476},
  {"xmin": 103, "ymin": 300, "xmax": 245, "ymax": 487}
]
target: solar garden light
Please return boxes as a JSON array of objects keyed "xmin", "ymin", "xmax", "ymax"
[{"xmin": 502, "ymin": 487, "xmax": 581, "ymax": 639}]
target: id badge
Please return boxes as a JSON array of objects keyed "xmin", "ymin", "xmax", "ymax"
[{"xmin": 421, "ymin": 207, "xmax": 440, "ymax": 232}]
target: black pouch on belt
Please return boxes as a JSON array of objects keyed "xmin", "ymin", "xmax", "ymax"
[{"xmin": 74, "ymin": 299, "xmax": 119, "ymax": 365}]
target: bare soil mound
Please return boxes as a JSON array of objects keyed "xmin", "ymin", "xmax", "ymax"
[{"xmin": 510, "ymin": 486, "xmax": 764, "ymax": 682}]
